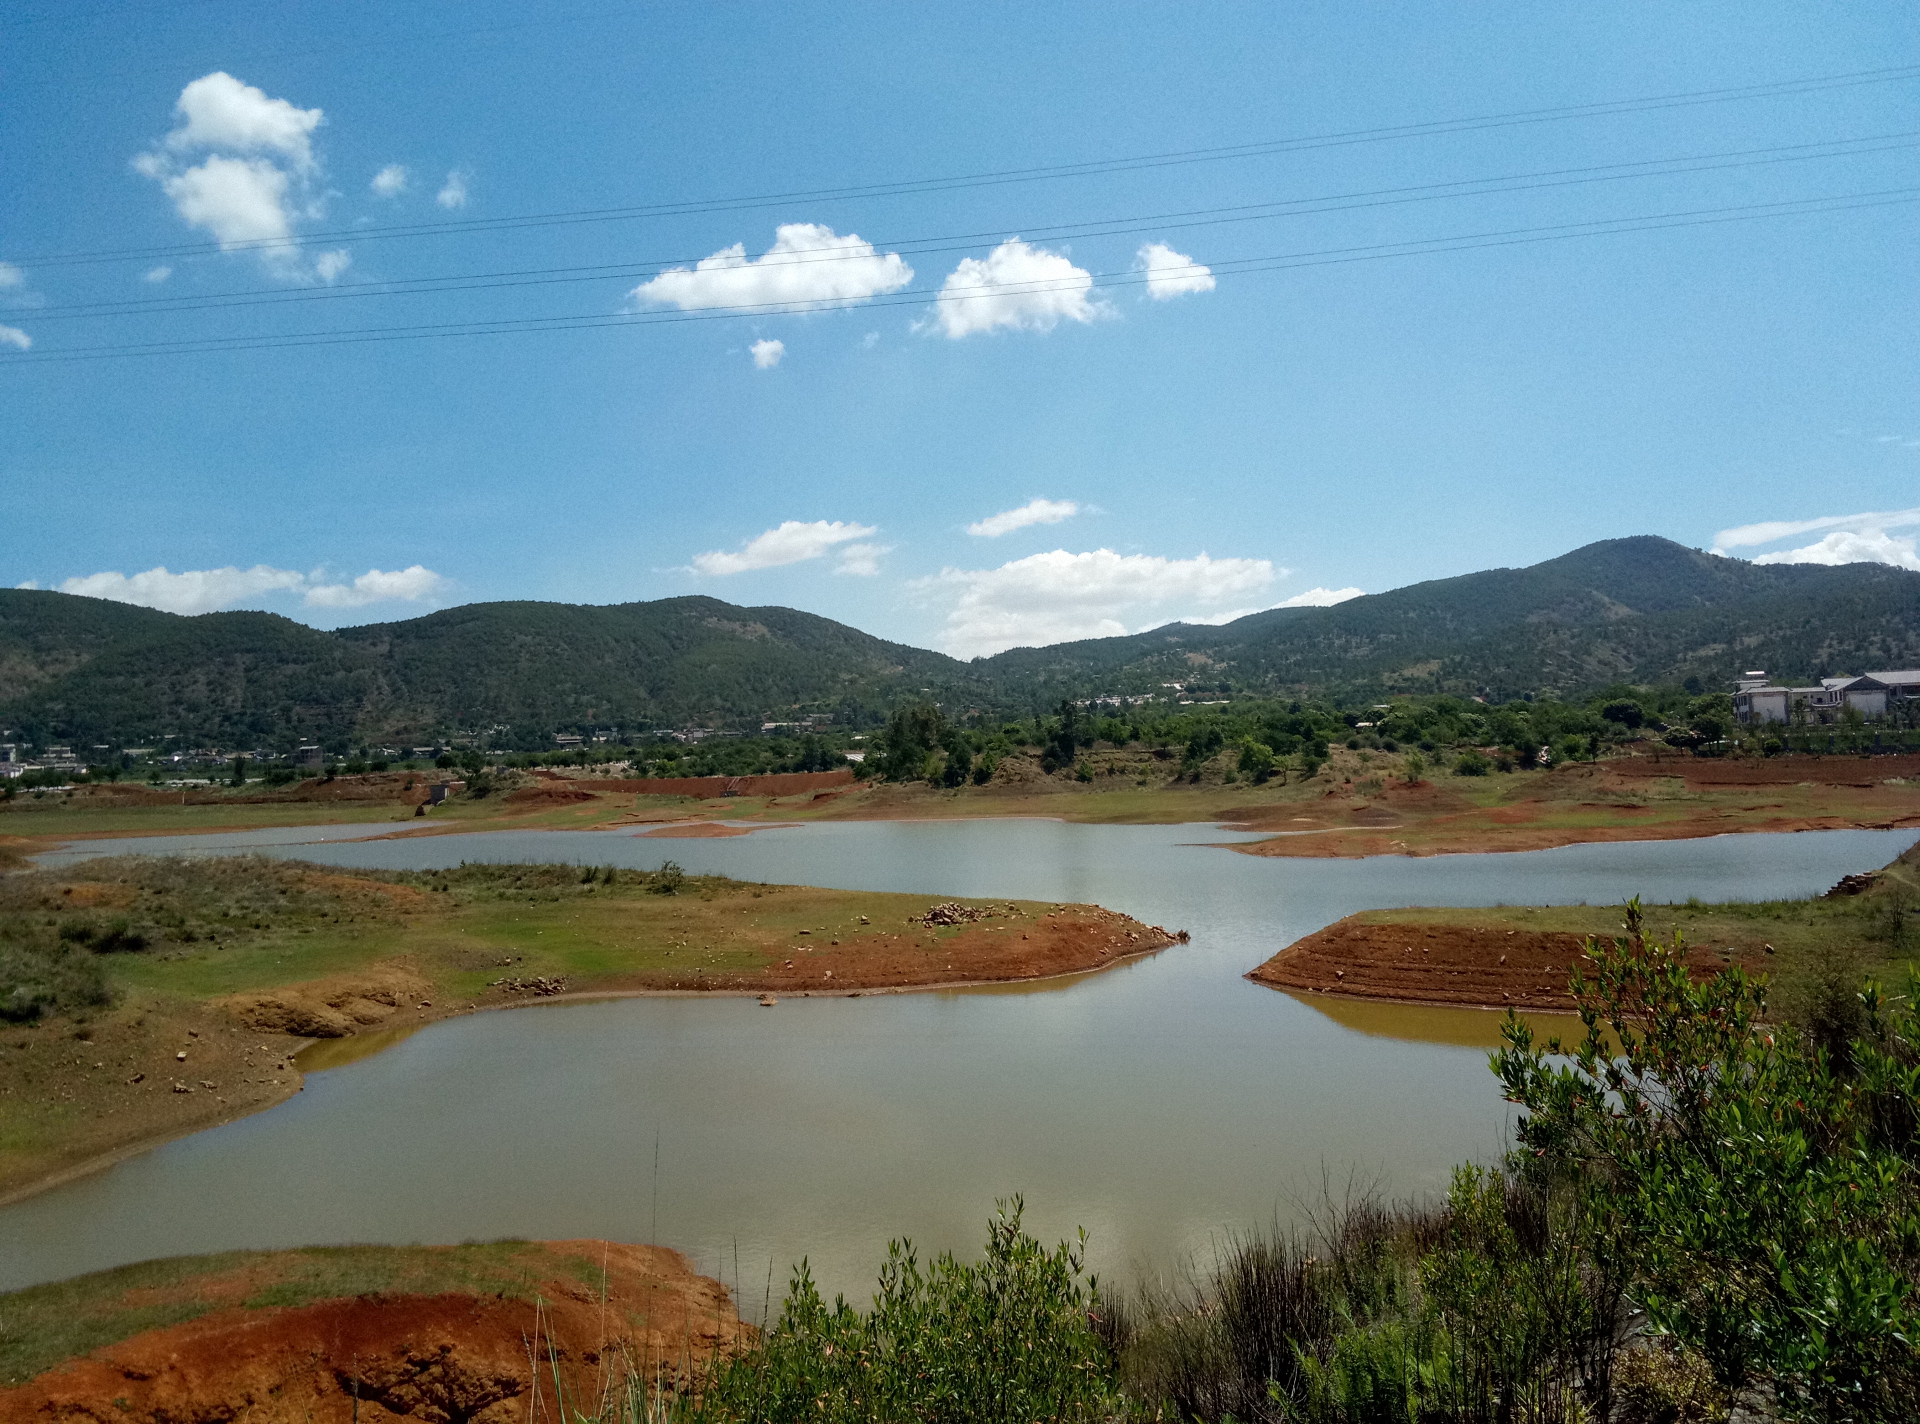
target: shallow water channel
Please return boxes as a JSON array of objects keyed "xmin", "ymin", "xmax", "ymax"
[{"xmin": 7, "ymin": 822, "xmax": 1915, "ymax": 1301}]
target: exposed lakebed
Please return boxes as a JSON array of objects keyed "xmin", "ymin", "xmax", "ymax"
[{"xmin": 8, "ymin": 821, "xmax": 1914, "ymax": 1302}]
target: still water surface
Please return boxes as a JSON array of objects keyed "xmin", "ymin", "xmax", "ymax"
[{"xmin": 7, "ymin": 822, "xmax": 1914, "ymax": 1300}]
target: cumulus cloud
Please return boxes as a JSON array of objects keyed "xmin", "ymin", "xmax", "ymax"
[
  {"xmin": 0, "ymin": 325, "xmax": 30, "ymax": 351},
  {"xmin": 370, "ymin": 163, "xmax": 408, "ymax": 197},
  {"xmin": 833, "ymin": 543, "xmax": 889, "ymax": 577},
  {"xmin": 1715, "ymin": 507, "xmax": 1920, "ymax": 572},
  {"xmin": 1753, "ymin": 529, "xmax": 1920, "ymax": 572},
  {"xmin": 967, "ymin": 497, "xmax": 1079, "ymax": 538},
  {"xmin": 633, "ymin": 224, "xmax": 913, "ymax": 314},
  {"xmin": 303, "ymin": 565, "xmax": 449, "ymax": 607},
  {"xmin": 1714, "ymin": 506, "xmax": 1920, "ymax": 553},
  {"xmin": 1147, "ymin": 587, "xmax": 1366, "ymax": 630},
  {"xmin": 55, "ymin": 563, "xmax": 446, "ymax": 616},
  {"xmin": 1279, "ymin": 585, "xmax": 1366, "ymax": 607},
  {"xmin": 436, "ymin": 169, "xmax": 469, "ymax": 208},
  {"xmin": 750, "ymin": 338, "xmax": 785, "ymax": 369},
  {"xmin": 691, "ymin": 520, "xmax": 880, "ymax": 576},
  {"xmin": 135, "ymin": 73, "xmax": 336, "ymax": 280},
  {"xmin": 165, "ymin": 72, "xmax": 322, "ymax": 170},
  {"xmin": 0, "ymin": 262, "xmax": 22, "ymax": 288},
  {"xmin": 1134, "ymin": 242, "xmax": 1215, "ymax": 299},
  {"xmin": 921, "ymin": 548, "xmax": 1276, "ymax": 658},
  {"xmin": 144, "ymin": 265, "xmax": 172, "ymax": 283},
  {"xmin": 926, "ymin": 238, "xmax": 1107, "ymax": 339}
]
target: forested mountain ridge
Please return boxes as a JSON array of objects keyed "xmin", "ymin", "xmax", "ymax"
[
  {"xmin": 984, "ymin": 538, "xmax": 1920, "ymax": 702},
  {"xmin": 2, "ymin": 538, "xmax": 1915, "ymax": 749}
]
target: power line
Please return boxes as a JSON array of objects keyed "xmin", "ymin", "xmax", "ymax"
[
  {"xmin": 8, "ymin": 186, "xmax": 1910, "ymax": 364},
  {"xmin": 13, "ymin": 61, "xmax": 1920, "ymax": 270},
  {"xmin": 19, "ymin": 129, "xmax": 1918, "ymax": 324}
]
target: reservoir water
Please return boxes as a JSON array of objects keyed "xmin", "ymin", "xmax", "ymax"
[{"xmin": 7, "ymin": 822, "xmax": 1914, "ymax": 1301}]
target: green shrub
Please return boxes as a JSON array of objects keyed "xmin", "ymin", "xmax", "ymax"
[
  {"xmin": 1454, "ymin": 750, "xmax": 1490, "ymax": 776},
  {"xmin": 1495, "ymin": 902, "xmax": 1920, "ymax": 1416},
  {"xmin": 681, "ymin": 1201, "xmax": 1117, "ymax": 1423}
]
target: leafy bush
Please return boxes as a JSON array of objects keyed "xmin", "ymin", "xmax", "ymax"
[
  {"xmin": 1496, "ymin": 902, "xmax": 1920, "ymax": 1418},
  {"xmin": 682, "ymin": 1202, "xmax": 1117, "ymax": 1423},
  {"xmin": 648, "ymin": 861, "xmax": 686, "ymax": 895},
  {"xmin": 1454, "ymin": 750, "xmax": 1490, "ymax": 776}
]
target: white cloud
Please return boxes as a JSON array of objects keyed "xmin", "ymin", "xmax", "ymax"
[
  {"xmin": 632, "ymin": 224, "xmax": 913, "ymax": 314},
  {"xmin": 926, "ymin": 238, "xmax": 1107, "ymax": 339},
  {"xmin": 861, "ymin": 331, "xmax": 880, "ymax": 349},
  {"xmin": 436, "ymin": 169, "xmax": 469, "ymax": 209},
  {"xmin": 1713, "ymin": 506, "xmax": 1920, "ymax": 553},
  {"xmin": 833, "ymin": 542, "xmax": 889, "ymax": 577},
  {"xmin": 370, "ymin": 163, "xmax": 409, "ymax": 197},
  {"xmin": 967, "ymin": 497, "xmax": 1079, "ymax": 538},
  {"xmin": 0, "ymin": 324, "xmax": 30, "ymax": 351},
  {"xmin": 144, "ymin": 265, "xmax": 172, "ymax": 283},
  {"xmin": 54, "ymin": 563, "xmax": 446, "ymax": 616},
  {"xmin": 60, "ymin": 564, "xmax": 307, "ymax": 615},
  {"xmin": 750, "ymin": 337, "xmax": 785, "ymax": 369},
  {"xmin": 303, "ymin": 565, "xmax": 449, "ymax": 607},
  {"xmin": 136, "ymin": 74, "xmax": 337, "ymax": 281},
  {"xmin": 1134, "ymin": 242, "xmax": 1215, "ymax": 299},
  {"xmin": 0, "ymin": 262, "xmax": 22, "ymax": 288},
  {"xmin": 691, "ymin": 520, "xmax": 880, "ymax": 576},
  {"xmin": 165, "ymin": 72, "xmax": 322, "ymax": 171},
  {"xmin": 313, "ymin": 249, "xmax": 352, "ymax": 282},
  {"xmin": 1278, "ymin": 585, "xmax": 1365, "ymax": 607},
  {"xmin": 1752, "ymin": 529, "xmax": 1920, "ymax": 572},
  {"xmin": 158, "ymin": 154, "xmax": 294, "ymax": 251},
  {"xmin": 1149, "ymin": 587, "xmax": 1366, "ymax": 630},
  {"xmin": 1715, "ymin": 507, "xmax": 1920, "ymax": 572},
  {"xmin": 922, "ymin": 548, "xmax": 1276, "ymax": 658}
]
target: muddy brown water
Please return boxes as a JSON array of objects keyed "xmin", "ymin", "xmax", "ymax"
[{"xmin": 8, "ymin": 822, "xmax": 1915, "ymax": 1306}]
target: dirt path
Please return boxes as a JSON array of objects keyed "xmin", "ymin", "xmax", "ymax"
[{"xmin": 0, "ymin": 1239, "xmax": 747, "ymax": 1422}]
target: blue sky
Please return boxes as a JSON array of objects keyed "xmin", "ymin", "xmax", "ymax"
[{"xmin": 3, "ymin": 2, "xmax": 1917, "ymax": 656}]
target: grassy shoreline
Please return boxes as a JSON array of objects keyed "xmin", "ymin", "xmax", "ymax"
[{"xmin": 0, "ymin": 856, "xmax": 1178, "ymax": 1204}]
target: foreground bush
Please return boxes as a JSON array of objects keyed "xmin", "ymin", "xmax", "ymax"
[
  {"xmin": 1497, "ymin": 901, "xmax": 1920, "ymax": 1421},
  {"xmin": 1119, "ymin": 902, "xmax": 1919, "ymax": 1423},
  {"xmin": 672, "ymin": 1201, "xmax": 1118, "ymax": 1424}
]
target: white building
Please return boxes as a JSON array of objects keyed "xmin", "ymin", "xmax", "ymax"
[{"xmin": 1733, "ymin": 671, "xmax": 1893, "ymax": 725}]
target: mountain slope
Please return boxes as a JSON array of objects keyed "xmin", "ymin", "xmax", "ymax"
[
  {"xmin": 973, "ymin": 538, "xmax": 1920, "ymax": 699},
  {"xmin": 2, "ymin": 537, "xmax": 1915, "ymax": 749}
]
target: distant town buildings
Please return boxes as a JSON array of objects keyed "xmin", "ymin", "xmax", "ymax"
[{"xmin": 1732, "ymin": 670, "xmax": 1919, "ymax": 725}]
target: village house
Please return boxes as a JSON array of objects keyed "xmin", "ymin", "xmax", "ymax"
[{"xmin": 1732, "ymin": 670, "xmax": 1908, "ymax": 725}]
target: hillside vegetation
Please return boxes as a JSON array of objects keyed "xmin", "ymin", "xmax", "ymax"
[{"xmin": 3, "ymin": 537, "xmax": 1916, "ymax": 748}]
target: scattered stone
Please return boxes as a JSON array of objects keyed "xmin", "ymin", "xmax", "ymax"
[
  {"xmin": 914, "ymin": 903, "xmax": 993, "ymax": 926},
  {"xmin": 491, "ymin": 976, "xmax": 568, "ymax": 996},
  {"xmin": 759, "ymin": 995, "xmax": 776, "ymax": 1007},
  {"xmin": 175, "ymin": 1051, "xmax": 187, "ymax": 1061}
]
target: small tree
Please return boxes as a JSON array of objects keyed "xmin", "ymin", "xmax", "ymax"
[
  {"xmin": 1402, "ymin": 751, "xmax": 1426, "ymax": 784},
  {"xmin": 880, "ymin": 703, "xmax": 946, "ymax": 782},
  {"xmin": 1237, "ymin": 738, "xmax": 1277, "ymax": 783}
]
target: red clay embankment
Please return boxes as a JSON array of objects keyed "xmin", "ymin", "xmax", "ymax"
[
  {"xmin": 0, "ymin": 1240, "xmax": 748, "ymax": 1424},
  {"xmin": 1249, "ymin": 917, "xmax": 1769, "ymax": 1011}
]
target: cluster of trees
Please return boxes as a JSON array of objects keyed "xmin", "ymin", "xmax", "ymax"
[{"xmin": 857, "ymin": 686, "xmax": 1749, "ymax": 788}]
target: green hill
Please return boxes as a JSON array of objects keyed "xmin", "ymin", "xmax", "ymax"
[
  {"xmin": 976, "ymin": 538, "xmax": 1920, "ymax": 702},
  {"xmin": 2, "ymin": 538, "xmax": 1915, "ymax": 750}
]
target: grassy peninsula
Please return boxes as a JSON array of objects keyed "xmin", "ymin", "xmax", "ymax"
[{"xmin": 0, "ymin": 855, "xmax": 1179, "ymax": 1202}]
